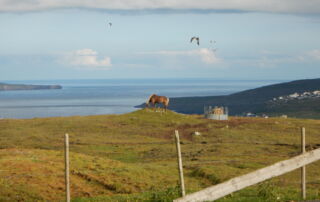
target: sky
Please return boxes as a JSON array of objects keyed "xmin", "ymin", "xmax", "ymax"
[{"xmin": 0, "ymin": 0, "xmax": 320, "ymax": 80}]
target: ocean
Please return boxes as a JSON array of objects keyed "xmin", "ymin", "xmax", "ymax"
[{"xmin": 0, "ymin": 79, "xmax": 284, "ymax": 119}]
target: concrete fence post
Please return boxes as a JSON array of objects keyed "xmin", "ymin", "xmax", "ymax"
[{"xmin": 175, "ymin": 130, "xmax": 186, "ymax": 197}]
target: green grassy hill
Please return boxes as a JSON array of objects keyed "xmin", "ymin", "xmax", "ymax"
[
  {"xmin": 137, "ymin": 78, "xmax": 320, "ymax": 119},
  {"xmin": 264, "ymin": 98, "xmax": 320, "ymax": 119},
  {"xmin": 1, "ymin": 109, "xmax": 320, "ymax": 201}
]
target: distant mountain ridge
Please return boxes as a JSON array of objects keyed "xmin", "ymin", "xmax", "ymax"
[
  {"xmin": 136, "ymin": 78, "xmax": 320, "ymax": 119},
  {"xmin": 0, "ymin": 83, "xmax": 62, "ymax": 91}
]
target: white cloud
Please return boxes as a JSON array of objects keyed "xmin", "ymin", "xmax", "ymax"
[
  {"xmin": 143, "ymin": 48, "xmax": 221, "ymax": 65},
  {"xmin": 74, "ymin": 49, "xmax": 97, "ymax": 56},
  {"xmin": 291, "ymin": 49, "xmax": 320, "ymax": 62},
  {"xmin": 1, "ymin": 0, "xmax": 320, "ymax": 14},
  {"xmin": 233, "ymin": 49, "xmax": 320, "ymax": 69},
  {"xmin": 307, "ymin": 49, "xmax": 320, "ymax": 60},
  {"xmin": 197, "ymin": 48, "xmax": 220, "ymax": 64},
  {"xmin": 64, "ymin": 48, "xmax": 112, "ymax": 68}
]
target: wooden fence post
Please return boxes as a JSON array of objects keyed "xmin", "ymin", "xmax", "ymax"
[
  {"xmin": 65, "ymin": 133, "xmax": 70, "ymax": 202},
  {"xmin": 175, "ymin": 130, "xmax": 186, "ymax": 197},
  {"xmin": 301, "ymin": 127, "xmax": 306, "ymax": 200}
]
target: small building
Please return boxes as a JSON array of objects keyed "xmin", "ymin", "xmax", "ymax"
[
  {"xmin": 313, "ymin": 90, "xmax": 320, "ymax": 95},
  {"xmin": 204, "ymin": 106, "xmax": 228, "ymax": 120},
  {"xmin": 246, "ymin": 112, "xmax": 256, "ymax": 117},
  {"xmin": 289, "ymin": 93, "xmax": 299, "ymax": 98}
]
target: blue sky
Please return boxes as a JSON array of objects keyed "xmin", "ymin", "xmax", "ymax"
[{"xmin": 0, "ymin": 0, "xmax": 320, "ymax": 80}]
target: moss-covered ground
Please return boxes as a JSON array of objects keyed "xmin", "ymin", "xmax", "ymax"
[{"xmin": 0, "ymin": 109, "xmax": 320, "ymax": 201}]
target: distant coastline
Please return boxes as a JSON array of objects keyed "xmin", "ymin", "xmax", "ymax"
[{"xmin": 0, "ymin": 83, "xmax": 62, "ymax": 91}]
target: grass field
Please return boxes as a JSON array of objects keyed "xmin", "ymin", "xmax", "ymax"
[{"xmin": 1, "ymin": 109, "xmax": 320, "ymax": 201}]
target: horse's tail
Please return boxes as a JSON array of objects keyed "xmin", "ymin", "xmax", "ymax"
[{"xmin": 165, "ymin": 97, "xmax": 170, "ymax": 106}]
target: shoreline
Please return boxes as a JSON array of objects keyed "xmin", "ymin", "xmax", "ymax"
[{"xmin": 0, "ymin": 83, "xmax": 62, "ymax": 91}]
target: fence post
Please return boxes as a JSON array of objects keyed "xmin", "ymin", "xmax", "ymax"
[
  {"xmin": 65, "ymin": 133, "xmax": 70, "ymax": 202},
  {"xmin": 301, "ymin": 127, "xmax": 306, "ymax": 200},
  {"xmin": 175, "ymin": 130, "xmax": 186, "ymax": 197}
]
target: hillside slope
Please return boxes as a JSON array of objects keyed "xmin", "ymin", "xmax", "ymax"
[
  {"xmin": 138, "ymin": 78, "xmax": 320, "ymax": 118},
  {"xmin": 1, "ymin": 109, "xmax": 320, "ymax": 201}
]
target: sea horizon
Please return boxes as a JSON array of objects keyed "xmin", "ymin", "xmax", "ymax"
[{"xmin": 0, "ymin": 78, "xmax": 286, "ymax": 119}]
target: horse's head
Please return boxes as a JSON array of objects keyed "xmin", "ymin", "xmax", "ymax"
[
  {"xmin": 146, "ymin": 94, "xmax": 155, "ymax": 108},
  {"xmin": 146, "ymin": 94, "xmax": 156, "ymax": 103}
]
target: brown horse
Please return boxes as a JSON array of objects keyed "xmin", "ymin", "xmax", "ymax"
[{"xmin": 146, "ymin": 94, "xmax": 170, "ymax": 111}]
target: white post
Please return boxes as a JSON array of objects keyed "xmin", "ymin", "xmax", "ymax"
[
  {"xmin": 175, "ymin": 130, "xmax": 186, "ymax": 197},
  {"xmin": 301, "ymin": 127, "xmax": 306, "ymax": 200},
  {"xmin": 65, "ymin": 133, "xmax": 70, "ymax": 202}
]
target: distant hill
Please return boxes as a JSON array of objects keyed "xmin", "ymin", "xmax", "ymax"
[
  {"xmin": 0, "ymin": 83, "xmax": 62, "ymax": 91},
  {"xmin": 136, "ymin": 78, "xmax": 320, "ymax": 118}
]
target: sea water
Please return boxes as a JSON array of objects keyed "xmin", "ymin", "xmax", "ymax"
[{"xmin": 0, "ymin": 79, "xmax": 284, "ymax": 119}]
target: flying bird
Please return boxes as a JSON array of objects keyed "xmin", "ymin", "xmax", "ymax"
[
  {"xmin": 190, "ymin": 37, "xmax": 200, "ymax": 46},
  {"xmin": 108, "ymin": 22, "xmax": 112, "ymax": 27},
  {"xmin": 210, "ymin": 48, "xmax": 217, "ymax": 52},
  {"xmin": 210, "ymin": 40, "xmax": 217, "ymax": 52}
]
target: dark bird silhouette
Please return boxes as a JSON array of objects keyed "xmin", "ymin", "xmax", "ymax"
[
  {"xmin": 108, "ymin": 22, "xmax": 112, "ymax": 27},
  {"xmin": 190, "ymin": 37, "xmax": 200, "ymax": 46}
]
